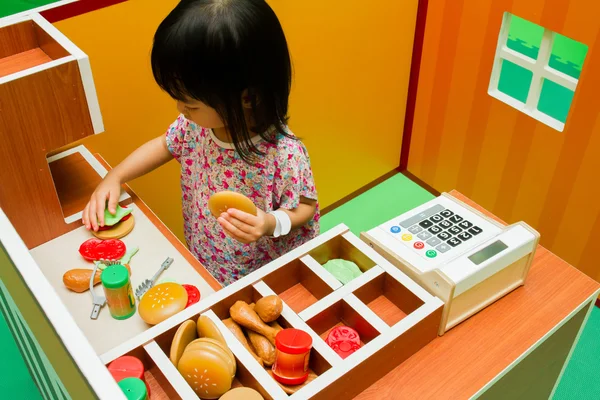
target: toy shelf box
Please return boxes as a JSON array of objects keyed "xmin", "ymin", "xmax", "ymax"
[
  {"xmin": 96, "ymin": 224, "xmax": 443, "ymax": 400},
  {"xmin": 0, "ymin": 13, "xmax": 103, "ymax": 249},
  {"xmin": 2, "ymin": 209, "xmax": 443, "ymax": 399}
]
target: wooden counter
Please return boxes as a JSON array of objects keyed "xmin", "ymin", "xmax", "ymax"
[{"xmin": 356, "ymin": 191, "xmax": 600, "ymax": 399}]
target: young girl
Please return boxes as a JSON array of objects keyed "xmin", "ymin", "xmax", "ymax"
[{"xmin": 82, "ymin": 0, "xmax": 319, "ymax": 285}]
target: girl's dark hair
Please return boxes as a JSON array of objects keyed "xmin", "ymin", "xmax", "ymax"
[{"xmin": 151, "ymin": 0, "xmax": 293, "ymax": 162}]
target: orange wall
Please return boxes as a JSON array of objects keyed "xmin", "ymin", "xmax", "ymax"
[
  {"xmin": 54, "ymin": 0, "xmax": 417, "ymax": 241},
  {"xmin": 408, "ymin": 0, "xmax": 600, "ymax": 281}
]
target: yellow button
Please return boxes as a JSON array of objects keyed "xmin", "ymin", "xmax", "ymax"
[{"xmin": 402, "ymin": 234, "xmax": 413, "ymax": 241}]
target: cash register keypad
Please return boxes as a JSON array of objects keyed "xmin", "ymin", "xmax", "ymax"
[{"xmin": 387, "ymin": 204, "xmax": 482, "ymax": 258}]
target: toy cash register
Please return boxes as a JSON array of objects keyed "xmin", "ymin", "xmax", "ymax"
[{"xmin": 361, "ymin": 193, "xmax": 540, "ymax": 335}]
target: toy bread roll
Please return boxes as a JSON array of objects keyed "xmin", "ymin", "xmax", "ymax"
[
  {"xmin": 196, "ymin": 315, "xmax": 227, "ymax": 344},
  {"xmin": 230, "ymin": 301, "xmax": 281, "ymax": 346},
  {"xmin": 170, "ymin": 320, "xmax": 197, "ymax": 366},
  {"xmin": 138, "ymin": 283, "xmax": 188, "ymax": 325},
  {"xmin": 185, "ymin": 339, "xmax": 236, "ymax": 378},
  {"xmin": 92, "ymin": 214, "xmax": 135, "ymax": 240},
  {"xmin": 178, "ymin": 348, "xmax": 232, "ymax": 399},
  {"xmin": 220, "ymin": 387, "xmax": 264, "ymax": 400},
  {"xmin": 222, "ymin": 318, "xmax": 264, "ymax": 367},
  {"xmin": 208, "ymin": 191, "xmax": 257, "ymax": 217}
]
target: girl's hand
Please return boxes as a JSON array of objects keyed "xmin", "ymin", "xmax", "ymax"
[
  {"xmin": 218, "ymin": 208, "xmax": 276, "ymax": 244},
  {"xmin": 82, "ymin": 174, "xmax": 122, "ymax": 231}
]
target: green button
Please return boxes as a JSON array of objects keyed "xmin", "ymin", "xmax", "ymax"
[{"xmin": 426, "ymin": 250, "xmax": 437, "ymax": 258}]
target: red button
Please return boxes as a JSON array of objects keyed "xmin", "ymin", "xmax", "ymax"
[{"xmin": 414, "ymin": 241, "xmax": 425, "ymax": 249}]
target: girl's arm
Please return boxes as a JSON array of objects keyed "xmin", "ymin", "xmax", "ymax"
[
  {"xmin": 276, "ymin": 197, "xmax": 318, "ymax": 231},
  {"xmin": 83, "ymin": 135, "xmax": 173, "ymax": 230}
]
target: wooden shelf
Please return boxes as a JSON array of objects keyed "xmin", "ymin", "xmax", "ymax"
[
  {"xmin": 48, "ymin": 150, "xmax": 104, "ymax": 220},
  {"xmin": 0, "ymin": 20, "xmax": 70, "ymax": 78},
  {"xmin": 0, "ymin": 48, "xmax": 52, "ymax": 77}
]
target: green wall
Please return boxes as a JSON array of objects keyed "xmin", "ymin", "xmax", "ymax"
[{"xmin": 0, "ymin": 242, "xmax": 97, "ymax": 399}]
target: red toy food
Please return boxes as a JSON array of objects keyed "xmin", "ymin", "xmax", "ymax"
[
  {"xmin": 325, "ymin": 326, "xmax": 361, "ymax": 359},
  {"xmin": 182, "ymin": 284, "xmax": 201, "ymax": 308},
  {"xmin": 79, "ymin": 238, "xmax": 126, "ymax": 261},
  {"xmin": 108, "ymin": 355, "xmax": 151, "ymax": 398},
  {"xmin": 272, "ymin": 328, "xmax": 312, "ymax": 385}
]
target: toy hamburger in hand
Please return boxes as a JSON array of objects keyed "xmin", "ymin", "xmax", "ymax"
[{"xmin": 92, "ymin": 204, "xmax": 135, "ymax": 240}]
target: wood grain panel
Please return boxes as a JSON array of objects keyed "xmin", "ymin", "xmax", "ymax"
[
  {"xmin": 420, "ymin": 0, "xmax": 466, "ymax": 184},
  {"xmin": 33, "ymin": 23, "xmax": 70, "ymax": 60},
  {"xmin": 407, "ymin": 0, "xmax": 600, "ymax": 281},
  {"xmin": 48, "ymin": 152, "xmax": 103, "ymax": 219},
  {"xmin": 0, "ymin": 49, "xmax": 52, "ymax": 78},
  {"xmin": 0, "ymin": 21, "xmax": 37, "ymax": 59},
  {"xmin": 478, "ymin": 304, "xmax": 589, "ymax": 400},
  {"xmin": 354, "ymin": 191, "xmax": 600, "ymax": 399},
  {"xmin": 0, "ymin": 60, "xmax": 94, "ymax": 248}
]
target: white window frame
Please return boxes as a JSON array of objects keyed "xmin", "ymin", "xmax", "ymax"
[{"xmin": 488, "ymin": 13, "xmax": 580, "ymax": 132}]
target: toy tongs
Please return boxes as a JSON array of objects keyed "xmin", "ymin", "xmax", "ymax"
[{"xmin": 89, "ymin": 262, "xmax": 106, "ymax": 320}]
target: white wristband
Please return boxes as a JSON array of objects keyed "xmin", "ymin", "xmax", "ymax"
[{"xmin": 269, "ymin": 210, "xmax": 292, "ymax": 238}]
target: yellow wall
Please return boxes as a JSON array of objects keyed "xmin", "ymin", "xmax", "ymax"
[{"xmin": 55, "ymin": 0, "xmax": 417, "ymax": 241}]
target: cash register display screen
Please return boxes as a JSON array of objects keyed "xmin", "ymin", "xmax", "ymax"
[{"xmin": 468, "ymin": 240, "xmax": 508, "ymax": 265}]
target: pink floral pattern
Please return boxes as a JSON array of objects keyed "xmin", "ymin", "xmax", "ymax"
[{"xmin": 166, "ymin": 115, "xmax": 320, "ymax": 285}]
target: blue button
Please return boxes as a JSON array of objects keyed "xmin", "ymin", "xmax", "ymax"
[{"xmin": 390, "ymin": 226, "xmax": 401, "ymax": 234}]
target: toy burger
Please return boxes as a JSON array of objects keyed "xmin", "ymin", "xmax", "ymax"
[{"xmin": 138, "ymin": 283, "xmax": 188, "ymax": 325}]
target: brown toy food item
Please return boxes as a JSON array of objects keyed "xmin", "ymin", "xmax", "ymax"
[
  {"xmin": 196, "ymin": 315, "xmax": 227, "ymax": 344},
  {"xmin": 220, "ymin": 387, "xmax": 264, "ymax": 400},
  {"xmin": 63, "ymin": 265, "xmax": 131, "ymax": 293},
  {"xmin": 170, "ymin": 320, "xmax": 197, "ymax": 366},
  {"xmin": 138, "ymin": 283, "xmax": 188, "ymax": 325},
  {"xmin": 254, "ymin": 295, "xmax": 283, "ymax": 323},
  {"xmin": 229, "ymin": 301, "xmax": 281, "ymax": 346},
  {"xmin": 270, "ymin": 321, "xmax": 283, "ymax": 330},
  {"xmin": 247, "ymin": 329, "xmax": 276, "ymax": 366},
  {"xmin": 178, "ymin": 348, "xmax": 232, "ymax": 399},
  {"xmin": 222, "ymin": 318, "xmax": 264, "ymax": 367},
  {"xmin": 267, "ymin": 369, "xmax": 318, "ymax": 394},
  {"xmin": 185, "ymin": 338, "xmax": 236, "ymax": 378},
  {"xmin": 208, "ymin": 191, "xmax": 257, "ymax": 217},
  {"xmin": 91, "ymin": 214, "xmax": 135, "ymax": 240}
]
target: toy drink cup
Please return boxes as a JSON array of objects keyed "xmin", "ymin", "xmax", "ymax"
[
  {"xmin": 118, "ymin": 377, "xmax": 148, "ymax": 400},
  {"xmin": 272, "ymin": 328, "xmax": 312, "ymax": 385},
  {"xmin": 101, "ymin": 265, "xmax": 136, "ymax": 320}
]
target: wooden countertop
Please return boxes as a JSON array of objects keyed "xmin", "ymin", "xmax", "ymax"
[{"xmin": 355, "ymin": 190, "xmax": 600, "ymax": 399}]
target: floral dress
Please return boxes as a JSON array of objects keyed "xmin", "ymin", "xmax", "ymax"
[{"xmin": 166, "ymin": 115, "xmax": 320, "ymax": 285}]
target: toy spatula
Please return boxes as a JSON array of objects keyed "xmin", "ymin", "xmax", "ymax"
[
  {"xmin": 135, "ymin": 257, "xmax": 174, "ymax": 300},
  {"xmin": 89, "ymin": 262, "xmax": 106, "ymax": 320}
]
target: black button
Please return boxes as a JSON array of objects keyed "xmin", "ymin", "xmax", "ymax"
[
  {"xmin": 439, "ymin": 220, "xmax": 453, "ymax": 229},
  {"xmin": 469, "ymin": 226, "xmax": 482, "ymax": 235},
  {"xmin": 457, "ymin": 232, "xmax": 472, "ymax": 241},
  {"xmin": 438, "ymin": 231, "xmax": 452, "ymax": 240},
  {"xmin": 419, "ymin": 220, "xmax": 434, "ymax": 228},
  {"xmin": 440, "ymin": 209, "xmax": 454, "ymax": 218},
  {"xmin": 430, "ymin": 214, "xmax": 443, "ymax": 223},
  {"xmin": 449, "ymin": 215, "xmax": 463, "ymax": 224},
  {"xmin": 428, "ymin": 225, "xmax": 443, "ymax": 234},
  {"xmin": 448, "ymin": 226, "xmax": 463, "ymax": 235},
  {"xmin": 447, "ymin": 237, "xmax": 462, "ymax": 247},
  {"xmin": 458, "ymin": 220, "xmax": 473, "ymax": 229}
]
